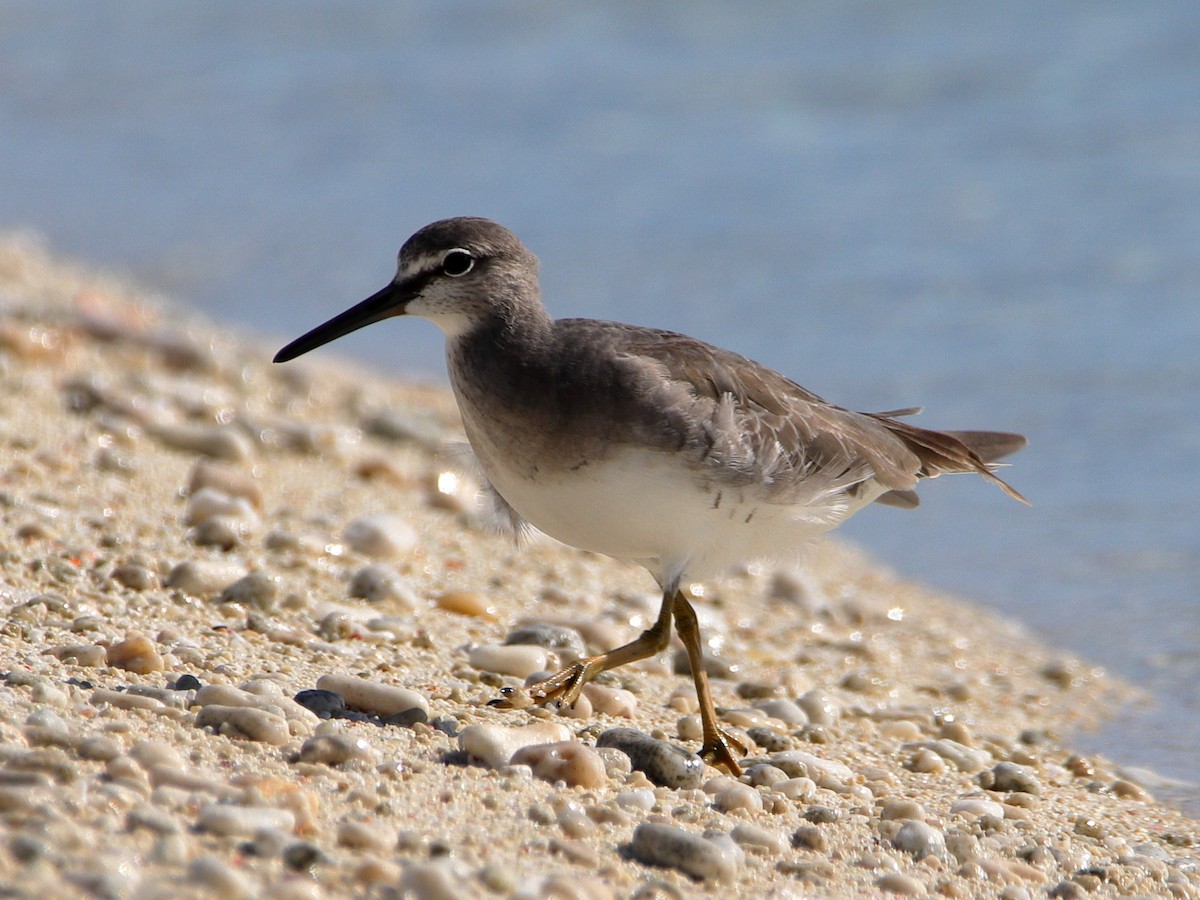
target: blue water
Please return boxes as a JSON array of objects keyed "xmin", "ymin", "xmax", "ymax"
[{"xmin": 3, "ymin": 2, "xmax": 1198, "ymax": 808}]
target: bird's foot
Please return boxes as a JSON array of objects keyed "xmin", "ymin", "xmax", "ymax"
[
  {"xmin": 700, "ymin": 727, "xmax": 748, "ymax": 776},
  {"xmin": 488, "ymin": 660, "xmax": 593, "ymax": 711}
]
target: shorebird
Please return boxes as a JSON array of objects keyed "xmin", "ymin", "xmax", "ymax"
[{"xmin": 275, "ymin": 217, "xmax": 1026, "ymax": 773}]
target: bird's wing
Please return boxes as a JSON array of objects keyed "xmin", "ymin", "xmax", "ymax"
[{"xmin": 562, "ymin": 321, "xmax": 1025, "ymax": 505}]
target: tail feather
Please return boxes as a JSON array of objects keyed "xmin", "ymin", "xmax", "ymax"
[{"xmin": 869, "ymin": 416, "xmax": 1029, "ymax": 505}]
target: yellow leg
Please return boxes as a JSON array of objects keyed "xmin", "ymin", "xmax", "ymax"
[
  {"xmin": 672, "ymin": 591, "xmax": 745, "ymax": 775},
  {"xmin": 492, "ymin": 587, "xmax": 675, "ymax": 710}
]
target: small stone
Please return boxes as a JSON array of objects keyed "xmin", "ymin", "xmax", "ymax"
[
  {"xmin": 173, "ymin": 674, "xmax": 203, "ymax": 691},
  {"xmin": 165, "ymin": 559, "xmax": 245, "ymax": 596},
  {"xmin": 504, "ymin": 622, "xmax": 587, "ymax": 663},
  {"xmin": 773, "ymin": 776, "xmax": 818, "ymax": 802},
  {"xmin": 802, "ymin": 806, "xmax": 841, "ymax": 824},
  {"xmin": 187, "ymin": 460, "xmax": 263, "ymax": 509},
  {"xmin": 950, "ymin": 797, "xmax": 1005, "ymax": 819},
  {"xmin": 713, "ymin": 782, "xmax": 763, "ymax": 814},
  {"xmin": 195, "ymin": 705, "xmax": 291, "ymax": 745},
  {"xmin": 796, "ymin": 689, "xmax": 840, "ymax": 726},
  {"xmin": 730, "ymin": 823, "xmax": 786, "ymax": 856},
  {"xmin": 791, "ymin": 825, "xmax": 829, "ymax": 852},
  {"xmin": 435, "ymin": 590, "xmax": 497, "ymax": 619},
  {"xmin": 106, "ymin": 631, "xmax": 164, "ymax": 674},
  {"xmin": 185, "ymin": 487, "xmax": 260, "ymax": 527},
  {"xmin": 344, "ymin": 513, "xmax": 417, "ymax": 557},
  {"xmin": 48, "ymin": 643, "xmax": 107, "ymax": 667},
  {"xmin": 399, "ymin": 859, "xmax": 469, "ymax": 900},
  {"xmin": 469, "ymin": 644, "xmax": 550, "ymax": 679},
  {"xmin": 111, "ymin": 563, "xmax": 156, "ymax": 591},
  {"xmin": 295, "ymin": 734, "xmax": 377, "ymax": 766},
  {"xmin": 315, "ymin": 674, "xmax": 429, "ymax": 718},
  {"xmin": 754, "ymin": 698, "xmax": 808, "ymax": 725},
  {"xmin": 746, "ymin": 764, "xmax": 788, "ymax": 787},
  {"xmin": 985, "ymin": 762, "xmax": 1042, "ymax": 796},
  {"xmin": 510, "ymin": 741, "xmax": 607, "ymax": 789},
  {"xmin": 893, "ymin": 820, "xmax": 946, "ymax": 859},
  {"xmin": 338, "ymin": 819, "xmax": 393, "ymax": 853},
  {"xmin": 458, "ymin": 722, "xmax": 571, "ymax": 768},
  {"xmin": 746, "ymin": 726, "xmax": 791, "ymax": 752},
  {"xmin": 293, "ymin": 689, "xmax": 346, "ymax": 718},
  {"xmin": 349, "ymin": 564, "xmax": 418, "ymax": 607},
  {"xmin": 881, "ymin": 799, "xmax": 926, "ymax": 821},
  {"xmin": 876, "ymin": 872, "xmax": 925, "ymax": 895},
  {"xmin": 196, "ymin": 804, "xmax": 295, "ymax": 836},
  {"xmin": 190, "ymin": 516, "xmax": 246, "ymax": 549},
  {"xmin": 596, "ymin": 727, "xmax": 704, "ymax": 789},
  {"xmin": 629, "ymin": 823, "xmax": 739, "ymax": 883},
  {"xmin": 218, "ymin": 572, "xmax": 279, "ymax": 609},
  {"xmin": 187, "ymin": 856, "xmax": 255, "ymax": 899},
  {"xmin": 149, "ymin": 422, "xmax": 253, "ymax": 461},
  {"xmin": 581, "ymin": 683, "xmax": 637, "ymax": 717}
]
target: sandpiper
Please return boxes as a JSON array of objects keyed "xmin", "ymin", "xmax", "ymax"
[{"xmin": 275, "ymin": 217, "xmax": 1027, "ymax": 773}]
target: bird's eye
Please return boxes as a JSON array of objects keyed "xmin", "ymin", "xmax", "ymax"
[{"xmin": 441, "ymin": 249, "xmax": 475, "ymax": 277}]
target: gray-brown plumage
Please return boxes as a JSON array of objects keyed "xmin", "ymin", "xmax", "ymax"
[{"xmin": 276, "ymin": 216, "xmax": 1027, "ymax": 774}]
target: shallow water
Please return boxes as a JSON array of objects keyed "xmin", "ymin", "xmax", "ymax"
[{"xmin": 2, "ymin": 1, "xmax": 1197, "ymax": 809}]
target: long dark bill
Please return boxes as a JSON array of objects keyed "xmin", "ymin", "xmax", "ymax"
[{"xmin": 273, "ymin": 281, "xmax": 411, "ymax": 363}]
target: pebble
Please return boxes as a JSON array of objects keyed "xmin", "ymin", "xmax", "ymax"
[
  {"xmin": 458, "ymin": 721, "xmax": 572, "ymax": 768},
  {"xmin": 111, "ymin": 562, "xmax": 156, "ymax": 591},
  {"xmin": 338, "ymin": 819, "xmax": 394, "ymax": 853},
  {"xmin": 48, "ymin": 643, "xmax": 107, "ymax": 667},
  {"xmin": 194, "ymin": 705, "xmax": 291, "ymax": 745},
  {"xmin": 875, "ymin": 872, "xmax": 925, "ymax": 895},
  {"xmin": 105, "ymin": 631, "xmax": 165, "ymax": 673},
  {"xmin": 435, "ymin": 590, "xmax": 497, "ymax": 619},
  {"xmin": 315, "ymin": 674, "xmax": 429, "ymax": 718},
  {"xmin": 165, "ymin": 559, "xmax": 245, "ymax": 596},
  {"xmin": 504, "ymin": 621, "xmax": 587, "ymax": 663},
  {"xmin": 730, "ymin": 822, "xmax": 786, "ymax": 856},
  {"xmin": 293, "ymin": 689, "xmax": 346, "ymax": 718},
  {"xmin": 596, "ymin": 727, "xmax": 704, "ymax": 789},
  {"xmin": 509, "ymin": 741, "xmax": 608, "ymax": 789},
  {"xmin": 196, "ymin": 803, "xmax": 296, "ymax": 836},
  {"xmin": 950, "ymin": 797, "xmax": 1006, "ymax": 819},
  {"xmin": 187, "ymin": 459, "xmax": 263, "ymax": 509},
  {"xmin": 892, "ymin": 820, "xmax": 946, "ymax": 859},
  {"xmin": 796, "ymin": 688, "xmax": 841, "ymax": 725},
  {"xmin": 295, "ymin": 733, "xmax": 377, "ymax": 766},
  {"xmin": 791, "ymin": 825, "xmax": 829, "ymax": 852},
  {"xmin": 148, "ymin": 422, "xmax": 253, "ymax": 461},
  {"xmin": 904, "ymin": 739, "xmax": 992, "ymax": 773},
  {"xmin": 218, "ymin": 572, "xmax": 280, "ymax": 609},
  {"xmin": 469, "ymin": 643, "xmax": 550, "ymax": 679},
  {"xmin": 581, "ymin": 683, "xmax": 638, "ymax": 717},
  {"xmin": 745, "ymin": 763, "xmax": 789, "ymax": 787},
  {"xmin": 985, "ymin": 762, "xmax": 1043, "ymax": 796},
  {"xmin": 746, "ymin": 725, "xmax": 792, "ymax": 752},
  {"xmin": 349, "ymin": 564, "xmax": 418, "ymax": 607},
  {"xmin": 91, "ymin": 687, "xmax": 163, "ymax": 711},
  {"xmin": 343, "ymin": 513, "xmax": 418, "ymax": 557},
  {"xmin": 185, "ymin": 487, "xmax": 260, "ymax": 528},
  {"xmin": 187, "ymin": 855, "xmax": 255, "ymax": 899},
  {"xmin": 772, "ymin": 776, "xmax": 818, "ymax": 802},
  {"xmin": 768, "ymin": 750, "xmax": 855, "ymax": 791},
  {"xmin": 190, "ymin": 515, "xmax": 247, "ymax": 549},
  {"xmin": 629, "ymin": 823, "xmax": 739, "ymax": 883},
  {"xmin": 399, "ymin": 859, "xmax": 469, "ymax": 900},
  {"xmin": 881, "ymin": 799, "xmax": 926, "ymax": 821},
  {"xmin": 713, "ymin": 782, "xmax": 763, "ymax": 814}
]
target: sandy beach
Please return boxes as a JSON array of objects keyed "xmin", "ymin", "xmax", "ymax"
[{"xmin": 0, "ymin": 232, "xmax": 1196, "ymax": 898}]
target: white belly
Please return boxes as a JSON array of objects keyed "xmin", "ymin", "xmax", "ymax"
[{"xmin": 481, "ymin": 447, "xmax": 878, "ymax": 585}]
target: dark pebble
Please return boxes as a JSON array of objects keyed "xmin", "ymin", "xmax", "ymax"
[
  {"xmin": 172, "ymin": 674, "xmax": 202, "ymax": 691},
  {"xmin": 504, "ymin": 622, "xmax": 587, "ymax": 661},
  {"xmin": 283, "ymin": 842, "xmax": 326, "ymax": 871},
  {"xmin": 384, "ymin": 707, "xmax": 429, "ymax": 727},
  {"xmin": 596, "ymin": 727, "xmax": 704, "ymax": 789},
  {"xmin": 294, "ymin": 689, "xmax": 347, "ymax": 718},
  {"xmin": 431, "ymin": 716, "xmax": 460, "ymax": 737},
  {"xmin": 803, "ymin": 806, "xmax": 841, "ymax": 824}
]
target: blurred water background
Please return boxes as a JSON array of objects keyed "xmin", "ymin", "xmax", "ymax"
[{"xmin": 2, "ymin": 2, "xmax": 1197, "ymax": 809}]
